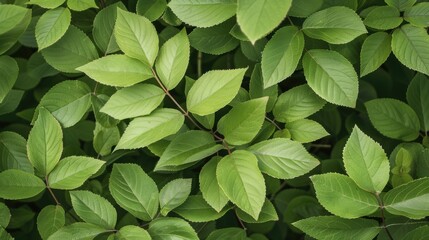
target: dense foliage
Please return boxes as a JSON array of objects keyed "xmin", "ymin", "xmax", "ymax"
[{"xmin": 1, "ymin": 0, "xmax": 429, "ymax": 239}]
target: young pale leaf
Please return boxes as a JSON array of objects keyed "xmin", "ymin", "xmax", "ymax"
[
  {"xmin": 35, "ymin": 7, "xmax": 71, "ymax": 50},
  {"xmin": 0, "ymin": 169, "xmax": 45, "ymax": 200},
  {"xmin": 109, "ymin": 164, "xmax": 159, "ymax": 221},
  {"xmin": 0, "ymin": 56, "xmax": 18, "ymax": 103},
  {"xmin": 206, "ymin": 228, "xmax": 246, "ymax": 240},
  {"xmin": 27, "ymin": 0, "xmax": 65, "ymax": 9},
  {"xmin": 48, "ymin": 156, "xmax": 104, "ymax": 190},
  {"xmin": 67, "ymin": 0, "xmax": 98, "ymax": 11},
  {"xmin": 100, "ymin": 84, "xmax": 165, "ymax": 120},
  {"xmin": 76, "ymin": 55, "xmax": 153, "ymax": 87},
  {"xmin": 237, "ymin": 0, "xmax": 291, "ymax": 43},
  {"xmin": 93, "ymin": 124, "xmax": 120, "ymax": 156},
  {"xmin": 0, "ymin": 131, "xmax": 33, "ymax": 173},
  {"xmin": 37, "ymin": 205, "xmax": 65, "ymax": 240},
  {"xmin": 365, "ymin": 98, "xmax": 420, "ymax": 141},
  {"xmin": 311, "ymin": 173, "xmax": 379, "ymax": 219},
  {"xmin": 384, "ymin": 177, "xmax": 429, "ymax": 219},
  {"xmin": 155, "ymin": 130, "xmax": 222, "ymax": 172},
  {"xmin": 391, "ymin": 24, "xmax": 429, "ymax": 76},
  {"xmin": 115, "ymin": 8, "xmax": 158, "ymax": 65},
  {"xmin": 293, "ymin": 216, "xmax": 380, "ymax": 240},
  {"xmin": 286, "ymin": 119, "xmax": 329, "ymax": 143},
  {"xmin": 360, "ymin": 32, "xmax": 392, "ymax": 77},
  {"xmin": 363, "ymin": 6, "xmax": 402, "ymax": 30},
  {"xmin": 385, "ymin": 0, "xmax": 416, "ymax": 11},
  {"xmin": 148, "ymin": 217, "xmax": 198, "ymax": 240},
  {"xmin": 261, "ymin": 26, "xmax": 304, "ymax": 88},
  {"xmin": 159, "ymin": 178, "xmax": 192, "ymax": 216},
  {"xmin": 303, "ymin": 49, "xmax": 359, "ymax": 108},
  {"xmin": 248, "ymin": 138, "xmax": 320, "ymax": 179},
  {"xmin": 168, "ymin": 0, "xmax": 236, "ymax": 28},
  {"xmin": 155, "ymin": 29, "xmax": 190, "ymax": 90},
  {"xmin": 199, "ymin": 157, "xmax": 229, "ymax": 212},
  {"xmin": 407, "ymin": 74, "xmax": 429, "ymax": 131},
  {"xmin": 236, "ymin": 199, "xmax": 278, "ymax": 223},
  {"xmin": 343, "ymin": 126, "xmax": 390, "ymax": 193},
  {"xmin": 0, "ymin": 203, "xmax": 10, "ymax": 228},
  {"xmin": 217, "ymin": 150, "xmax": 266, "ymax": 220},
  {"xmin": 27, "ymin": 108, "xmax": 63, "ymax": 176},
  {"xmin": 41, "ymin": 25, "xmax": 98, "ymax": 73},
  {"xmin": 302, "ymin": 6, "xmax": 367, "ymax": 44},
  {"xmin": 116, "ymin": 225, "xmax": 151, "ymax": 240},
  {"xmin": 403, "ymin": 226, "xmax": 429, "ymax": 240},
  {"xmin": 173, "ymin": 195, "xmax": 230, "ymax": 222},
  {"xmin": 187, "ymin": 68, "xmax": 247, "ymax": 116},
  {"xmin": 217, "ymin": 97, "xmax": 267, "ymax": 145},
  {"xmin": 137, "ymin": 0, "xmax": 167, "ymax": 21},
  {"xmin": 404, "ymin": 2, "xmax": 429, "ymax": 27},
  {"xmin": 115, "ymin": 108, "xmax": 184, "ymax": 150},
  {"xmin": 70, "ymin": 191, "xmax": 117, "ymax": 229},
  {"xmin": 47, "ymin": 222, "xmax": 106, "ymax": 240}
]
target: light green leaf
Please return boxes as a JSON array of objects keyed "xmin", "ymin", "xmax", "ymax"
[
  {"xmin": 93, "ymin": 2, "xmax": 125, "ymax": 54},
  {"xmin": 48, "ymin": 156, "xmax": 104, "ymax": 190},
  {"xmin": 115, "ymin": 108, "xmax": 184, "ymax": 150},
  {"xmin": 187, "ymin": 68, "xmax": 247, "ymax": 116},
  {"xmin": 148, "ymin": 217, "xmax": 198, "ymax": 240},
  {"xmin": 385, "ymin": 0, "xmax": 416, "ymax": 11},
  {"xmin": 35, "ymin": 7, "xmax": 71, "ymax": 50},
  {"xmin": 199, "ymin": 157, "xmax": 229, "ymax": 212},
  {"xmin": 0, "ymin": 203, "xmax": 11, "ymax": 228},
  {"xmin": 137, "ymin": 0, "xmax": 167, "ymax": 21},
  {"xmin": 217, "ymin": 97, "xmax": 267, "ymax": 145},
  {"xmin": 27, "ymin": 0, "xmax": 66, "ymax": 9},
  {"xmin": 93, "ymin": 124, "xmax": 120, "ymax": 157},
  {"xmin": 0, "ymin": 4, "xmax": 31, "ymax": 35},
  {"xmin": 0, "ymin": 169, "xmax": 45, "ymax": 200},
  {"xmin": 206, "ymin": 228, "xmax": 246, "ymax": 240},
  {"xmin": 303, "ymin": 49, "xmax": 359, "ymax": 108},
  {"xmin": 101, "ymin": 84, "xmax": 164, "ymax": 120},
  {"xmin": 155, "ymin": 29, "xmax": 190, "ymax": 90},
  {"xmin": 27, "ymin": 108, "xmax": 63, "ymax": 176},
  {"xmin": 70, "ymin": 191, "xmax": 117, "ymax": 229},
  {"xmin": 109, "ymin": 164, "xmax": 159, "ymax": 221},
  {"xmin": 293, "ymin": 216, "xmax": 381, "ymax": 240},
  {"xmin": 117, "ymin": 225, "xmax": 151, "ymax": 240},
  {"xmin": 159, "ymin": 178, "xmax": 192, "ymax": 216},
  {"xmin": 403, "ymin": 225, "xmax": 429, "ymax": 240},
  {"xmin": 47, "ymin": 222, "xmax": 107, "ymax": 240},
  {"xmin": 77, "ymin": 55, "xmax": 153, "ymax": 87},
  {"xmin": 236, "ymin": 199, "xmax": 278, "ymax": 223},
  {"xmin": 360, "ymin": 32, "xmax": 392, "ymax": 77},
  {"xmin": 67, "ymin": 0, "xmax": 98, "ymax": 11},
  {"xmin": 173, "ymin": 195, "xmax": 230, "ymax": 222},
  {"xmin": 363, "ymin": 6, "xmax": 402, "ymax": 30},
  {"xmin": 217, "ymin": 150, "xmax": 265, "ymax": 220},
  {"xmin": 168, "ymin": 0, "xmax": 236, "ymax": 28},
  {"xmin": 365, "ymin": 98, "xmax": 420, "ymax": 141},
  {"xmin": 404, "ymin": 2, "xmax": 429, "ymax": 27},
  {"xmin": 41, "ymin": 25, "xmax": 98, "ymax": 73},
  {"xmin": 115, "ymin": 8, "xmax": 158, "ymax": 65},
  {"xmin": 343, "ymin": 126, "xmax": 390, "ymax": 193},
  {"xmin": 237, "ymin": 0, "xmax": 292, "ymax": 43},
  {"xmin": 407, "ymin": 74, "xmax": 429, "ymax": 131},
  {"xmin": 155, "ymin": 130, "xmax": 222, "ymax": 172},
  {"xmin": 286, "ymin": 119, "xmax": 329, "ymax": 143},
  {"xmin": 384, "ymin": 177, "xmax": 429, "ymax": 219},
  {"xmin": 311, "ymin": 173, "xmax": 379, "ymax": 219},
  {"xmin": 0, "ymin": 131, "xmax": 33, "ymax": 174},
  {"xmin": 37, "ymin": 205, "xmax": 65, "ymax": 240},
  {"xmin": 391, "ymin": 24, "xmax": 429, "ymax": 76},
  {"xmin": 248, "ymin": 138, "xmax": 320, "ymax": 179},
  {"xmin": 0, "ymin": 56, "xmax": 18, "ymax": 103},
  {"xmin": 302, "ymin": 6, "xmax": 367, "ymax": 44}
]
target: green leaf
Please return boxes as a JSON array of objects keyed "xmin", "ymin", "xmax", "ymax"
[
  {"xmin": 311, "ymin": 173, "xmax": 379, "ymax": 219},
  {"xmin": 302, "ymin": 49, "xmax": 359, "ymax": 108},
  {"xmin": 0, "ymin": 228, "xmax": 13, "ymax": 240},
  {"xmin": 27, "ymin": 0, "xmax": 66, "ymax": 9},
  {"xmin": 41, "ymin": 25, "xmax": 98, "ymax": 73},
  {"xmin": 47, "ymin": 222, "xmax": 107, "ymax": 240},
  {"xmin": 0, "ymin": 4, "xmax": 31, "ymax": 35},
  {"xmin": 115, "ymin": 108, "xmax": 184, "ymax": 150},
  {"xmin": 217, "ymin": 97, "xmax": 267, "ymax": 145},
  {"xmin": 293, "ymin": 216, "xmax": 381, "ymax": 240},
  {"xmin": 116, "ymin": 225, "xmax": 151, "ymax": 240},
  {"xmin": 237, "ymin": 0, "xmax": 292, "ymax": 43},
  {"xmin": 109, "ymin": 164, "xmax": 159, "ymax": 221},
  {"xmin": 217, "ymin": 150, "xmax": 265, "ymax": 220},
  {"xmin": 0, "ymin": 169, "xmax": 45, "ymax": 200},
  {"xmin": 0, "ymin": 203, "xmax": 11, "ymax": 228},
  {"xmin": 148, "ymin": 217, "xmax": 198, "ymax": 240},
  {"xmin": 70, "ymin": 191, "xmax": 117, "ymax": 229},
  {"xmin": 114, "ymin": 8, "xmax": 158, "ymax": 65},
  {"xmin": 365, "ymin": 98, "xmax": 420, "ymax": 141},
  {"xmin": 187, "ymin": 68, "xmax": 247, "ymax": 116},
  {"xmin": 403, "ymin": 225, "xmax": 429, "ymax": 240},
  {"xmin": 0, "ymin": 90, "xmax": 24, "ymax": 116},
  {"xmin": 48, "ymin": 156, "xmax": 104, "ymax": 190},
  {"xmin": 35, "ymin": 7, "xmax": 71, "ymax": 50},
  {"xmin": 93, "ymin": 124, "xmax": 120, "ymax": 157},
  {"xmin": 67, "ymin": 0, "xmax": 98, "ymax": 11},
  {"xmin": 363, "ymin": 6, "xmax": 402, "ymax": 30},
  {"xmin": 0, "ymin": 131, "xmax": 33, "ymax": 173},
  {"xmin": 391, "ymin": 24, "xmax": 429, "ymax": 76},
  {"xmin": 384, "ymin": 177, "xmax": 429, "ymax": 219},
  {"xmin": 261, "ymin": 26, "xmax": 304, "ymax": 88},
  {"xmin": 236, "ymin": 199, "xmax": 278, "ymax": 223},
  {"xmin": 159, "ymin": 178, "xmax": 192, "ymax": 216},
  {"xmin": 302, "ymin": 6, "xmax": 367, "ymax": 44},
  {"xmin": 0, "ymin": 56, "xmax": 18, "ymax": 103},
  {"xmin": 199, "ymin": 157, "xmax": 229, "ymax": 212},
  {"xmin": 407, "ymin": 74, "xmax": 429, "ymax": 131},
  {"xmin": 155, "ymin": 130, "xmax": 222, "ymax": 171},
  {"xmin": 206, "ymin": 228, "xmax": 246, "ymax": 240},
  {"xmin": 91, "ymin": 95, "xmax": 120, "ymax": 128},
  {"xmin": 286, "ymin": 119, "xmax": 329, "ymax": 143},
  {"xmin": 137, "ymin": 0, "xmax": 167, "ymax": 21},
  {"xmin": 288, "ymin": 0, "xmax": 323, "ymax": 18},
  {"xmin": 343, "ymin": 126, "xmax": 390, "ymax": 193},
  {"xmin": 27, "ymin": 108, "xmax": 63, "ymax": 176},
  {"xmin": 100, "ymin": 84, "xmax": 164, "ymax": 120},
  {"xmin": 174, "ymin": 195, "xmax": 230, "ymax": 222},
  {"xmin": 168, "ymin": 0, "xmax": 236, "ymax": 28},
  {"xmin": 385, "ymin": 0, "xmax": 416, "ymax": 11},
  {"xmin": 248, "ymin": 138, "xmax": 320, "ymax": 179},
  {"xmin": 249, "ymin": 63, "xmax": 278, "ymax": 112},
  {"xmin": 360, "ymin": 32, "xmax": 392, "ymax": 77},
  {"xmin": 404, "ymin": 2, "xmax": 429, "ymax": 27},
  {"xmin": 37, "ymin": 205, "xmax": 65, "ymax": 240}
]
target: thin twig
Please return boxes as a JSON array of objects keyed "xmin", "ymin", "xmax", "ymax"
[
  {"xmin": 375, "ymin": 193, "xmax": 394, "ymax": 240},
  {"xmin": 234, "ymin": 209, "xmax": 247, "ymax": 230},
  {"xmin": 197, "ymin": 51, "xmax": 203, "ymax": 77},
  {"xmin": 269, "ymin": 180, "xmax": 288, "ymax": 201},
  {"xmin": 310, "ymin": 144, "xmax": 331, "ymax": 148},
  {"xmin": 265, "ymin": 116, "xmax": 282, "ymax": 130},
  {"xmin": 45, "ymin": 176, "xmax": 60, "ymax": 205}
]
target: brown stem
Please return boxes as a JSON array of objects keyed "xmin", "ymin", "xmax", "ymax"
[
  {"xmin": 265, "ymin": 116, "xmax": 282, "ymax": 130},
  {"xmin": 234, "ymin": 209, "xmax": 247, "ymax": 230},
  {"xmin": 45, "ymin": 176, "xmax": 60, "ymax": 205},
  {"xmin": 375, "ymin": 193, "xmax": 394, "ymax": 240},
  {"xmin": 197, "ymin": 51, "xmax": 203, "ymax": 77}
]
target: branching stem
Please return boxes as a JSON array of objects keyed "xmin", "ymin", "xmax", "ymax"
[
  {"xmin": 375, "ymin": 193, "xmax": 394, "ymax": 240},
  {"xmin": 45, "ymin": 176, "xmax": 60, "ymax": 205}
]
